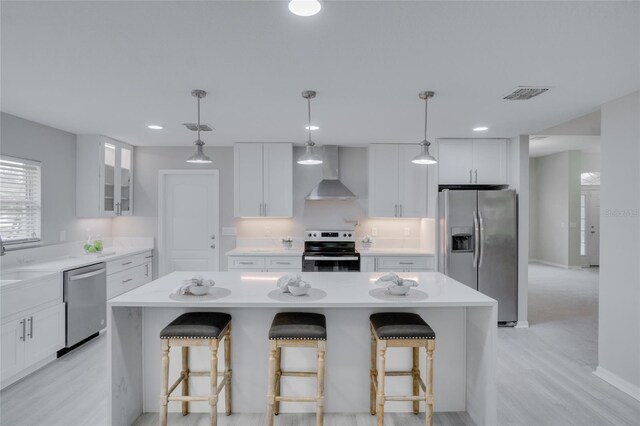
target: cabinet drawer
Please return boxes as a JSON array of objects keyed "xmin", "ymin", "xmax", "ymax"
[
  {"xmin": 265, "ymin": 257, "xmax": 301, "ymax": 270},
  {"xmin": 228, "ymin": 257, "xmax": 265, "ymax": 270},
  {"xmin": 107, "ymin": 263, "xmax": 151, "ymax": 299},
  {"xmin": 1, "ymin": 273, "xmax": 62, "ymax": 319},
  {"xmin": 107, "ymin": 251, "xmax": 153, "ymax": 275},
  {"xmin": 376, "ymin": 256, "xmax": 433, "ymax": 271}
]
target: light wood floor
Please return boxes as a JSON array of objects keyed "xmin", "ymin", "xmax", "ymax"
[{"xmin": 2, "ymin": 264, "xmax": 639, "ymax": 425}]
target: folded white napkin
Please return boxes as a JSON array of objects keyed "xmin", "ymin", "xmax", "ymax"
[
  {"xmin": 172, "ymin": 275, "xmax": 215, "ymax": 295},
  {"xmin": 375, "ymin": 272, "xmax": 418, "ymax": 289},
  {"xmin": 277, "ymin": 274, "xmax": 310, "ymax": 293}
]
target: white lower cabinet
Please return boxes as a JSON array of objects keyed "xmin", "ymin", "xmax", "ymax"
[
  {"xmin": 1, "ymin": 303, "xmax": 65, "ymax": 383},
  {"xmin": 228, "ymin": 255, "xmax": 301, "ymax": 272},
  {"xmin": 360, "ymin": 255, "xmax": 434, "ymax": 272},
  {"xmin": 107, "ymin": 251, "xmax": 153, "ymax": 299}
]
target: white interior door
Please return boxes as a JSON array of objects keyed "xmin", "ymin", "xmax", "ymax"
[
  {"xmin": 587, "ymin": 190, "xmax": 600, "ymax": 266},
  {"xmin": 159, "ymin": 171, "xmax": 219, "ymax": 275}
]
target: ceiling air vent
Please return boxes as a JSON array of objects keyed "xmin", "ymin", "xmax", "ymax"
[
  {"xmin": 502, "ymin": 86, "xmax": 551, "ymax": 101},
  {"xmin": 182, "ymin": 123, "xmax": 214, "ymax": 131}
]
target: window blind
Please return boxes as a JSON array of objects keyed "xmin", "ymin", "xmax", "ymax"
[{"xmin": 0, "ymin": 155, "xmax": 42, "ymax": 244}]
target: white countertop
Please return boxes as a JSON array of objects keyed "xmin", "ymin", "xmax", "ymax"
[
  {"xmin": 226, "ymin": 248, "xmax": 303, "ymax": 257},
  {"xmin": 7, "ymin": 247, "xmax": 153, "ymax": 273},
  {"xmin": 108, "ymin": 271, "xmax": 495, "ymax": 308},
  {"xmin": 358, "ymin": 248, "xmax": 434, "ymax": 256}
]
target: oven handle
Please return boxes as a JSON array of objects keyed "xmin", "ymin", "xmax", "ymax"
[{"xmin": 303, "ymin": 256, "xmax": 359, "ymax": 261}]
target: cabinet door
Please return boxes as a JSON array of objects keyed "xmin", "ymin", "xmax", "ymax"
[
  {"xmin": 1, "ymin": 319, "xmax": 25, "ymax": 380},
  {"xmin": 117, "ymin": 145, "xmax": 133, "ymax": 216},
  {"xmin": 473, "ymin": 139, "xmax": 508, "ymax": 184},
  {"xmin": 437, "ymin": 140, "xmax": 474, "ymax": 184},
  {"xmin": 368, "ymin": 145, "xmax": 400, "ymax": 217},
  {"xmin": 234, "ymin": 144, "xmax": 264, "ymax": 217},
  {"xmin": 398, "ymin": 145, "xmax": 428, "ymax": 217},
  {"xmin": 24, "ymin": 304, "xmax": 65, "ymax": 367},
  {"xmin": 263, "ymin": 144, "xmax": 293, "ymax": 217},
  {"xmin": 100, "ymin": 140, "xmax": 117, "ymax": 216},
  {"xmin": 360, "ymin": 257, "xmax": 376, "ymax": 272}
]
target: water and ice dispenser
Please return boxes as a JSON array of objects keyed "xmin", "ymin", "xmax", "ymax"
[{"xmin": 451, "ymin": 227, "xmax": 473, "ymax": 253}]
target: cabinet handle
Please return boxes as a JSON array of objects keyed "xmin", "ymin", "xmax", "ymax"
[
  {"xmin": 28, "ymin": 316, "xmax": 33, "ymax": 339},
  {"xmin": 395, "ymin": 204, "xmax": 398, "ymax": 217},
  {"xmin": 122, "ymin": 278, "xmax": 133, "ymax": 283},
  {"xmin": 210, "ymin": 244, "xmax": 216, "ymax": 249},
  {"xmin": 145, "ymin": 255, "xmax": 153, "ymax": 259},
  {"xmin": 239, "ymin": 261, "xmax": 254, "ymax": 265},
  {"xmin": 469, "ymin": 169, "xmax": 473, "ymax": 184},
  {"xmin": 475, "ymin": 169, "xmax": 478, "ymax": 184},
  {"xmin": 399, "ymin": 204, "xmax": 403, "ymax": 217},
  {"xmin": 275, "ymin": 262, "xmax": 291, "ymax": 265},
  {"xmin": 122, "ymin": 261, "xmax": 132, "ymax": 266},
  {"xmin": 264, "ymin": 203, "xmax": 268, "ymax": 216},
  {"xmin": 20, "ymin": 319, "xmax": 25, "ymax": 341},
  {"xmin": 399, "ymin": 262, "xmax": 414, "ymax": 265},
  {"xmin": 145, "ymin": 264, "xmax": 149, "ymax": 277}
]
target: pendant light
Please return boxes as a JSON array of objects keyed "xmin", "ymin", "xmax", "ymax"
[
  {"xmin": 411, "ymin": 91, "xmax": 438, "ymax": 165},
  {"xmin": 186, "ymin": 89, "xmax": 213, "ymax": 164},
  {"xmin": 297, "ymin": 90, "xmax": 323, "ymax": 165}
]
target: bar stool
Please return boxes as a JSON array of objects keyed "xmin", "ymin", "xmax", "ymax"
[
  {"xmin": 159, "ymin": 312, "xmax": 232, "ymax": 426},
  {"xmin": 266, "ymin": 312, "xmax": 327, "ymax": 426},
  {"xmin": 369, "ymin": 312, "xmax": 436, "ymax": 426}
]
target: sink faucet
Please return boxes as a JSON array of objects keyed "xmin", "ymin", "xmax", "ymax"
[{"xmin": 0, "ymin": 235, "xmax": 6, "ymax": 256}]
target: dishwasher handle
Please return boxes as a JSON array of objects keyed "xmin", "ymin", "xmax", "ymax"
[{"xmin": 69, "ymin": 268, "xmax": 106, "ymax": 281}]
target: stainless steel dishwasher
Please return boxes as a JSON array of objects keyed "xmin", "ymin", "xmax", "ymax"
[{"xmin": 60, "ymin": 262, "xmax": 107, "ymax": 354}]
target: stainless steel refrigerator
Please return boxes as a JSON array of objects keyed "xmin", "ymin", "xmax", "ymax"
[{"xmin": 438, "ymin": 189, "xmax": 517, "ymax": 322}]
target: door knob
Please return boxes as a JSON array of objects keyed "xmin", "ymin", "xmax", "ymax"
[
  {"xmin": 210, "ymin": 244, "xmax": 216, "ymax": 249},
  {"xmin": 211, "ymin": 235, "xmax": 216, "ymax": 240}
]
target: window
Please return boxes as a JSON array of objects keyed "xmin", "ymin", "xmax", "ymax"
[
  {"xmin": 580, "ymin": 193, "xmax": 587, "ymax": 256},
  {"xmin": 0, "ymin": 155, "xmax": 42, "ymax": 245},
  {"xmin": 581, "ymin": 172, "xmax": 600, "ymax": 186}
]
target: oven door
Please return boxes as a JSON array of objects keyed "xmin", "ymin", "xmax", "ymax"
[{"xmin": 302, "ymin": 255, "xmax": 360, "ymax": 272}]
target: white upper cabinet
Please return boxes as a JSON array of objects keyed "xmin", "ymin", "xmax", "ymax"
[
  {"xmin": 437, "ymin": 139, "xmax": 508, "ymax": 185},
  {"xmin": 77, "ymin": 135, "xmax": 134, "ymax": 217},
  {"xmin": 234, "ymin": 143, "xmax": 292, "ymax": 217},
  {"xmin": 368, "ymin": 144, "xmax": 428, "ymax": 218}
]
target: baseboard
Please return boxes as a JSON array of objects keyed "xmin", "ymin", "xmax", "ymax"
[
  {"xmin": 594, "ymin": 366, "xmax": 640, "ymax": 402},
  {"xmin": 515, "ymin": 321, "xmax": 529, "ymax": 328},
  {"xmin": 533, "ymin": 260, "xmax": 570, "ymax": 269},
  {"xmin": 1, "ymin": 354, "xmax": 57, "ymax": 390}
]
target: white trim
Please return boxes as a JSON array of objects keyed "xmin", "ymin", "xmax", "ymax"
[
  {"xmin": 531, "ymin": 259, "xmax": 570, "ymax": 269},
  {"xmin": 594, "ymin": 366, "xmax": 640, "ymax": 402},
  {"xmin": 514, "ymin": 321, "xmax": 529, "ymax": 328},
  {"xmin": 157, "ymin": 169, "xmax": 220, "ymax": 277}
]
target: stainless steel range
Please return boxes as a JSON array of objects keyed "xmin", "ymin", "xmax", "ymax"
[{"xmin": 302, "ymin": 230, "xmax": 360, "ymax": 272}]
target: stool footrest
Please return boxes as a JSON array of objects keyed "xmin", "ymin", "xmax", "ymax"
[
  {"xmin": 168, "ymin": 396, "xmax": 209, "ymax": 402},
  {"xmin": 189, "ymin": 370, "xmax": 231, "ymax": 377},
  {"xmin": 280, "ymin": 370, "xmax": 317, "ymax": 377},
  {"xmin": 275, "ymin": 396, "xmax": 320, "ymax": 403},
  {"xmin": 385, "ymin": 395, "xmax": 426, "ymax": 402},
  {"xmin": 385, "ymin": 370, "xmax": 414, "ymax": 377}
]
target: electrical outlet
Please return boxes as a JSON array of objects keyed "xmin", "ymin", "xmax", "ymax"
[
  {"xmin": 59, "ymin": 230, "xmax": 66, "ymax": 242},
  {"xmin": 265, "ymin": 226, "xmax": 272, "ymax": 237},
  {"xmin": 371, "ymin": 227, "xmax": 378, "ymax": 237}
]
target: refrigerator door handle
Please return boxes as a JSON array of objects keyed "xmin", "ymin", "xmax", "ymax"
[
  {"xmin": 473, "ymin": 211, "xmax": 479, "ymax": 268},
  {"xmin": 478, "ymin": 210, "xmax": 485, "ymax": 267}
]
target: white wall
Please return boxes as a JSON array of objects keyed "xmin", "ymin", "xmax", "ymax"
[
  {"xmin": 596, "ymin": 90, "xmax": 640, "ymax": 398},
  {"xmin": 0, "ymin": 113, "xmax": 112, "ymax": 247},
  {"xmin": 111, "ymin": 146, "xmax": 234, "ymax": 272},
  {"xmin": 528, "ymin": 158, "xmax": 539, "ymax": 260}
]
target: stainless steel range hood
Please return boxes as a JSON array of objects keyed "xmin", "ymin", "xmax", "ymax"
[{"xmin": 306, "ymin": 145, "xmax": 357, "ymax": 201}]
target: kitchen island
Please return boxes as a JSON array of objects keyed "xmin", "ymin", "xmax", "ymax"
[{"xmin": 108, "ymin": 271, "xmax": 497, "ymax": 425}]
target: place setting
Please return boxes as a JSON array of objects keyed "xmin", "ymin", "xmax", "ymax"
[
  {"xmin": 267, "ymin": 274, "xmax": 327, "ymax": 302},
  {"xmin": 368, "ymin": 272, "xmax": 428, "ymax": 301},
  {"xmin": 169, "ymin": 275, "xmax": 231, "ymax": 301}
]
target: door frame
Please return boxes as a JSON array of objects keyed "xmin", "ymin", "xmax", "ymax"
[
  {"xmin": 580, "ymin": 186, "xmax": 600, "ymax": 267},
  {"xmin": 158, "ymin": 169, "xmax": 220, "ymax": 276}
]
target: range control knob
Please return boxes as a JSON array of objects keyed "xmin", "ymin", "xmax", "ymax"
[
  {"xmin": 343, "ymin": 233, "xmax": 347, "ymax": 237},
  {"xmin": 348, "ymin": 233, "xmax": 352, "ymax": 237},
  {"xmin": 313, "ymin": 233, "xmax": 317, "ymax": 237}
]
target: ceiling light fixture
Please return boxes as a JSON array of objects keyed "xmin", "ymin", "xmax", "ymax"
[
  {"xmin": 147, "ymin": 124, "xmax": 164, "ymax": 130},
  {"xmin": 288, "ymin": 0, "xmax": 321, "ymax": 17},
  {"xmin": 185, "ymin": 89, "xmax": 213, "ymax": 164},
  {"xmin": 297, "ymin": 90, "xmax": 323, "ymax": 165},
  {"xmin": 411, "ymin": 91, "xmax": 437, "ymax": 165},
  {"xmin": 305, "ymin": 125, "xmax": 319, "ymax": 131},
  {"xmin": 473, "ymin": 126, "xmax": 489, "ymax": 132}
]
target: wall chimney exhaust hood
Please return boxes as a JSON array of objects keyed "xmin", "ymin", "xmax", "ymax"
[{"xmin": 306, "ymin": 145, "xmax": 357, "ymax": 201}]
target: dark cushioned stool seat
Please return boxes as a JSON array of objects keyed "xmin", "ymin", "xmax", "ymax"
[
  {"xmin": 268, "ymin": 312, "xmax": 327, "ymax": 341},
  {"xmin": 160, "ymin": 312, "xmax": 231, "ymax": 339},
  {"xmin": 370, "ymin": 312, "xmax": 435, "ymax": 340}
]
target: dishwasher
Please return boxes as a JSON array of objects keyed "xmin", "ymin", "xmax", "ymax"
[{"xmin": 58, "ymin": 262, "xmax": 107, "ymax": 356}]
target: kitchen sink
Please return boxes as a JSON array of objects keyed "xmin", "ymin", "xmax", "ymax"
[{"xmin": 0, "ymin": 270, "xmax": 57, "ymax": 282}]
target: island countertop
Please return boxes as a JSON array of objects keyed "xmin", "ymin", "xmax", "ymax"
[{"xmin": 108, "ymin": 271, "xmax": 496, "ymax": 308}]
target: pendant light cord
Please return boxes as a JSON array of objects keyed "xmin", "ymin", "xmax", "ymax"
[
  {"xmin": 197, "ymin": 95, "xmax": 201, "ymax": 143},
  {"xmin": 423, "ymin": 96, "xmax": 428, "ymax": 143},
  {"xmin": 307, "ymin": 96, "xmax": 312, "ymax": 144}
]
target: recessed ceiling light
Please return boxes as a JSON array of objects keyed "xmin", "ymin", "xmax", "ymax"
[
  {"xmin": 147, "ymin": 124, "xmax": 164, "ymax": 130},
  {"xmin": 305, "ymin": 125, "xmax": 319, "ymax": 131},
  {"xmin": 288, "ymin": 0, "xmax": 321, "ymax": 17},
  {"xmin": 473, "ymin": 126, "xmax": 489, "ymax": 132}
]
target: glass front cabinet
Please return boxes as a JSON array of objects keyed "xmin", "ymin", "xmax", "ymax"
[{"xmin": 77, "ymin": 135, "xmax": 134, "ymax": 217}]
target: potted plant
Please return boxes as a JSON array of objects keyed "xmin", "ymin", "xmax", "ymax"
[
  {"xmin": 281, "ymin": 236, "xmax": 294, "ymax": 249},
  {"xmin": 361, "ymin": 235, "xmax": 373, "ymax": 250}
]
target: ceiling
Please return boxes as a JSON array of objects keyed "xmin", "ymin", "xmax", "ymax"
[
  {"xmin": 529, "ymin": 135, "xmax": 600, "ymax": 157},
  {"xmin": 1, "ymin": 1, "xmax": 639, "ymax": 147}
]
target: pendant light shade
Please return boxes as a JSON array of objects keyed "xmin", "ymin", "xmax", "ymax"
[
  {"xmin": 186, "ymin": 89, "xmax": 213, "ymax": 164},
  {"xmin": 411, "ymin": 91, "xmax": 437, "ymax": 165},
  {"xmin": 297, "ymin": 90, "xmax": 323, "ymax": 165}
]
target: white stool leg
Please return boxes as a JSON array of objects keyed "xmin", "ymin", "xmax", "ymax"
[
  {"xmin": 159, "ymin": 340, "xmax": 170, "ymax": 426},
  {"xmin": 316, "ymin": 340, "xmax": 326, "ymax": 426},
  {"xmin": 266, "ymin": 340, "xmax": 277, "ymax": 426},
  {"xmin": 209, "ymin": 340, "xmax": 219, "ymax": 426},
  {"xmin": 376, "ymin": 340, "xmax": 387, "ymax": 426},
  {"xmin": 425, "ymin": 340, "xmax": 435, "ymax": 426}
]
